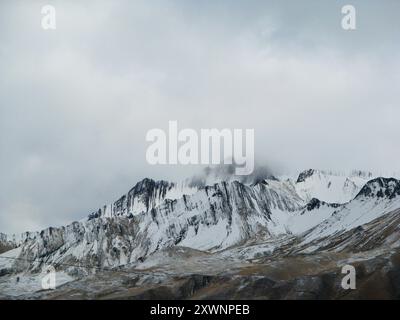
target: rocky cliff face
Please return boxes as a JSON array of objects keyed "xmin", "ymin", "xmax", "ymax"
[
  {"xmin": 88, "ymin": 178, "xmax": 198, "ymax": 219},
  {"xmin": 355, "ymin": 177, "xmax": 400, "ymax": 199},
  {"xmin": 0, "ymin": 233, "xmax": 16, "ymax": 254}
]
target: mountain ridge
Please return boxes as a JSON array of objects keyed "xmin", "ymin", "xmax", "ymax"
[
  {"xmin": 1, "ymin": 170, "xmax": 400, "ymax": 274},
  {"xmin": 2, "ymin": 169, "xmax": 400, "ymax": 299}
]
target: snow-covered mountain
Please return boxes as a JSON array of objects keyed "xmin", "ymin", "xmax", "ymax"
[
  {"xmin": 301, "ymin": 177, "xmax": 400, "ymax": 245},
  {"xmin": 284, "ymin": 169, "xmax": 375, "ymax": 204},
  {"xmin": 0, "ymin": 177, "xmax": 304, "ymax": 272},
  {"xmin": 90, "ymin": 168, "xmax": 380, "ymax": 221},
  {"xmin": 1, "ymin": 168, "xmax": 400, "ymax": 284},
  {"xmin": 89, "ymin": 165, "xmax": 279, "ymax": 221},
  {"xmin": 88, "ymin": 178, "xmax": 198, "ymax": 219}
]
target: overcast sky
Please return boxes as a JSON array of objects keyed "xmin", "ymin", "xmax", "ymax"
[{"xmin": 1, "ymin": 0, "xmax": 399, "ymax": 234}]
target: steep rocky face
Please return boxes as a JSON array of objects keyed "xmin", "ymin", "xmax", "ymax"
[
  {"xmin": 304, "ymin": 198, "xmax": 340, "ymax": 211},
  {"xmin": 0, "ymin": 218, "xmax": 140, "ymax": 275},
  {"xmin": 115, "ymin": 179, "xmax": 174, "ymax": 216},
  {"xmin": 89, "ymin": 178, "xmax": 198, "ymax": 219},
  {"xmin": 296, "ymin": 169, "xmax": 316, "ymax": 183},
  {"xmin": 355, "ymin": 177, "xmax": 400, "ymax": 199},
  {"xmin": 0, "ymin": 233, "xmax": 16, "ymax": 254},
  {"xmin": 129, "ymin": 180, "xmax": 304, "ymax": 255}
]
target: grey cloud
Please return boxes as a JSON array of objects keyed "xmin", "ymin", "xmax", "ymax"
[{"xmin": 0, "ymin": 0, "xmax": 399, "ymax": 233}]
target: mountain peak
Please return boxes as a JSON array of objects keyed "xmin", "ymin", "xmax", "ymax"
[
  {"xmin": 128, "ymin": 178, "xmax": 173, "ymax": 194},
  {"xmin": 355, "ymin": 177, "xmax": 400, "ymax": 199},
  {"xmin": 296, "ymin": 169, "xmax": 316, "ymax": 183}
]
